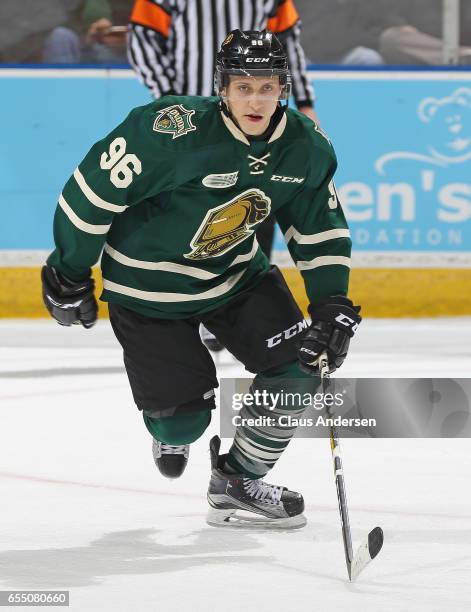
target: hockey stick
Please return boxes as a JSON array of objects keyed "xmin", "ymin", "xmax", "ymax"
[{"xmin": 319, "ymin": 352, "xmax": 383, "ymax": 581}]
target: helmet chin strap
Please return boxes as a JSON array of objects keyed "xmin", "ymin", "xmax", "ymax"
[
  {"xmin": 219, "ymin": 97, "xmax": 236, "ymax": 122},
  {"xmin": 219, "ymin": 97, "xmax": 246, "ymax": 134}
]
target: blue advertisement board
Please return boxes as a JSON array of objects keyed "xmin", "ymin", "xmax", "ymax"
[
  {"xmin": 0, "ymin": 70, "xmax": 149, "ymax": 250},
  {"xmin": 1, "ymin": 69, "xmax": 470, "ymax": 259},
  {"xmin": 315, "ymin": 74, "xmax": 471, "ymax": 256}
]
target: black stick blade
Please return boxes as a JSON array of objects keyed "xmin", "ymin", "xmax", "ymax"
[{"xmin": 368, "ymin": 526, "xmax": 384, "ymax": 559}]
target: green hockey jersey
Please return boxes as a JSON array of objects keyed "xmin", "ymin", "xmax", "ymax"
[{"xmin": 47, "ymin": 96, "xmax": 352, "ymax": 319}]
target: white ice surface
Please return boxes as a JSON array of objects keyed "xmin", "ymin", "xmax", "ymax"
[{"xmin": 0, "ymin": 319, "xmax": 471, "ymax": 612}]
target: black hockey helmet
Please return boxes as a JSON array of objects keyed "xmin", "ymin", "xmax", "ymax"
[{"xmin": 214, "ymin": 29, "xmax": 291, "ymax": 100}]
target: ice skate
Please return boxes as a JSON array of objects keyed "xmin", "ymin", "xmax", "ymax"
[
  {"xmin": 206, "ymin": 436, "xmax": 306, "ymax": 529},
  {"xmin": 152, "ymin": 438, "xmax": 190, "ymax": 479}
]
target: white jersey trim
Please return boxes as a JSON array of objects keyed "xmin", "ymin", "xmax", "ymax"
[
  {"xmin": 103, "ymin": 240, "xmax": 259, "ymax": 279},
  {"xmin": 297, "ymin": 255, "xmax": 351, "ymax": 271},
  {"xmin": 285, "ymin": 227, "xmax": 351, "ymax": 245},
  {"xmin": 74, "ymin": 168, "xmax": 128, "ymax": 213},
  {"xmin": 229, "ymin": 238, "xmax": 259, "ymax": 266},
  {"xmin": 58, "ymin": 195, "xmax": 111, "ymax": 235},
  {"xmin": 268, "ymin": 113, "xmax": 287, "ymax": 143},
  {"xmin": 103, "ymin": 269, "xmax": 246, "ymax": 302}
]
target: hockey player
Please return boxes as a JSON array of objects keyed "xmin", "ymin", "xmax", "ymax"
[
  {"xmin": 41, "ymin": 30, "xmax": 360, "ymax": 528},
  {"xmin": 128, "ymin": 0, "xmax": 318, "ymax": 353}
]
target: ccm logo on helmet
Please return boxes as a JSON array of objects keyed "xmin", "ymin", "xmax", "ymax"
[
  {"xmin": 266, "ymin": 320, "xmax": 308, "ymax": 348},
  {"xmin": 335, "ymin": 313, "xmax": 359, "ymax": 332},
  {"xmin": 246, "ymin": 57, "xmax": 270, "ymax": 63}
]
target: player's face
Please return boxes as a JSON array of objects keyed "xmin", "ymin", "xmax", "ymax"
[{"xmin": 224, "ymin": 76, "xmax": 282, "ymax": 136}]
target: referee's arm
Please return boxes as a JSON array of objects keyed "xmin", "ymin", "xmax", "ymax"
[
  {"xmin": 128, "ymin": 0, "xmax": 176, "ymax": 99},
  {"xmin": 268, "ymin": 0, "xmax": 316, "ymax": 112}
]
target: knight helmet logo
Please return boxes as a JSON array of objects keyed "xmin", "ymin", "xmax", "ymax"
[
  {"xmin": 153, "ymin": 104, "xmax": 196, "ymax": 139},
  {"xmin": 223, "ymin": 33, "xmax": 234, "ymax": 46},
  {"xmin": 185, "ymin": 189, "xmax": 271, "ymax": 260}
]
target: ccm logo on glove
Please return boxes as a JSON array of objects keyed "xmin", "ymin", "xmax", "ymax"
[
  {"xmin": 335, "ymin": 313, "xmax": 359, "ymax": 332},
  {"xmin": 297, "ymin": 295, "xmax": 361, "ymax": 374}
]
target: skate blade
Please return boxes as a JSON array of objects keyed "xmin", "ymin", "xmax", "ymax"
[{"xmin": 206, "ymin": 507, "xmax": 307, "ymax": 530}]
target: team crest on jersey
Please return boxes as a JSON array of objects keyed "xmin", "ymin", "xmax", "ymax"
[
  {"xmin": 202, "ymin": 171, "xmax": 239, "ymax": 188},
  {"xmin": 184, "ymin": 189, "xmax": 271, "ymax": 260},
  {"xmin": 153, "ymin": 105, "xmax": 196, "ymax": 139}
]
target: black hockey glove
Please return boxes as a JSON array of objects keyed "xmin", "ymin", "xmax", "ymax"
[
  {"xmin": 298, "ymin": 296, "xmax": 361, "ymax": 374},
  {"xmin": 41, "ymin": 265, "xmax": 98, "ymax": 328}
]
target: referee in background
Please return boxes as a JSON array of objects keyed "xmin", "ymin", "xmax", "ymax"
[{"xmin": 127, "ymin": 0, "xmax": 316, "ymax": 350}]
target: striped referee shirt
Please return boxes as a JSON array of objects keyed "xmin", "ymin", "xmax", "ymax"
[{"xmin": 128, "ymin": 0, "xmax": 314, "ymax": 108}]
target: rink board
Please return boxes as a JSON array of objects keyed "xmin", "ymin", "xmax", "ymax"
[
  {"xmin": 1, "ymin": 263, "xmax": 470, "ymax": 318},
  {"xmin": 0, "ymin": 68, "xmax": 470, "ymax": 317}
]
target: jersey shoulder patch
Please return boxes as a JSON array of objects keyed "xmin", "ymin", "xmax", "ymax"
[{"xmin": 153, "ymin": 103, "xmax": 196, "ymax": 139}]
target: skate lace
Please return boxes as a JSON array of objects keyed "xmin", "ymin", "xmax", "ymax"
[
  {"xmin": 243, "ymin": 478, "xmax": 283, "ymax": 505},
  {"xmin": 160, "ymin": 444, "xmax": 189, "ymax": 457}
]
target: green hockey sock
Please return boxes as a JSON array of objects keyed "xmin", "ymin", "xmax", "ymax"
[
  {"xmin": 143, "ymin": 410, "xmax": 212, "ymax": 446},
  {"xmin": 225, "ymin": 360, "xmax": 319, "ymax": 479}
]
